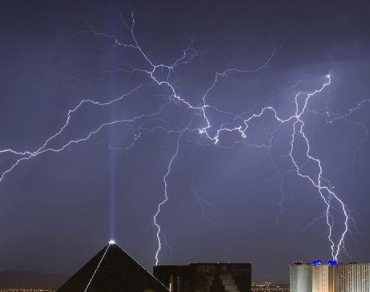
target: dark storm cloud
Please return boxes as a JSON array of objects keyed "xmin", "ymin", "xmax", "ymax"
[{"xmin": 0, "ymin": 0, "xmax": 370, "ymax": 283}]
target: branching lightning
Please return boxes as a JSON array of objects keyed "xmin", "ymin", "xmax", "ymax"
[
  {"xmin": 190, "ymin": 173, "xmax": 224, "ymax": 227},
  {"xmin": 153, "ymin": 125, "xmax": 187, "ymax": 265},
  {"xmin": 1, "ymin": 9, "xmax": 369, "ymax": 266}
]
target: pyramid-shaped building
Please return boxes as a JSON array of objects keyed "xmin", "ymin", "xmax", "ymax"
[{"xmin": 56, "ymin": 241, "xmax": 168, "ymax": 292}]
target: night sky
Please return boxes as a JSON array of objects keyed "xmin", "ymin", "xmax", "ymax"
[{"xmin": 0, "ymin": 0, "xmax": 370, "ymax": 283}]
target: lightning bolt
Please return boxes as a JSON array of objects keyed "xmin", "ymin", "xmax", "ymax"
[
  {"xmin": 1, "ymin": 8, "xmax": 369, "ymax": 266},
  {"xmin": 153, "ymin": 131, "xmax": 183, "ymax": 265},
  {"xmin": 308, "ymin": 98, "xmax": 370, "ymax": 182},
  {"xmin": 197, "ymin": 75, "xmax": 350, "ymax": 261},
  {"xmin": 190, "ymin": 173, "xmax": 224, "ymax": 227},
  {"xmin": 287, "ymin": 76, "xmax": 349, "ymax": 260}
]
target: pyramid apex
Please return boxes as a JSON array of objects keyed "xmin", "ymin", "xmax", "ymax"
[{"xmin": 56, "ymin": 242, "xmax": 168, "ymax": 292}]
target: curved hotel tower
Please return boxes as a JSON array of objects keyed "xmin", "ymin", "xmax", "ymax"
[{"xmin": 289, "ymin": 262, "xmax": 312, "ymax": 292}]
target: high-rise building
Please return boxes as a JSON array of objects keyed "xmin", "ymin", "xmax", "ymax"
[
  {"xmin": 311, "ymin": 261, "xmax": 336, "ymax": 292},
  {"xmin": 290, "ymin": 261, "xmax": 370, "ymax": 292},
  {"xmin": 335, "ymin": 262, "xmax": 370, "ymax": 292},
  {"xmin": 154, "ymin": 263, "xmax": 251, "ymax": 292},
  {"xmin": 289, "ymin": 262, "xmax": 312, "ymax": 292}
]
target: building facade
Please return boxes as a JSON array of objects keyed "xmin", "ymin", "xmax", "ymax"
[
  {"xmin": 311, "ymin": 261, "xmax": 337, "ymax": 292},
  {"xmin": 335, "ymin": 263, "xmax": 370, "ymax": 292},
  {"xmin": 290, "ymin": 261, "xmax": 370, "ymax": 292},
  {"xmin": 154, "ymin": 263, "xmax": 251, "ymax": 292},
  {"xmin": 290, "ymin": 262, "xmax": 312, "ymax": 292}
]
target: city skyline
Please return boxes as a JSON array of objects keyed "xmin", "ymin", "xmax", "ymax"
[{"xmin": 0, "ymin": 0, "xmax": 370, "ymax": 283}]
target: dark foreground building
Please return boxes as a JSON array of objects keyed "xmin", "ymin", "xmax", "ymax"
[
  {"xmin": 154, "ymin": 263, "xmax": 251, "ymax": 292},
  {"xmin": 56, "ymin": 241, "xmax": 168, "ymax": 292}
]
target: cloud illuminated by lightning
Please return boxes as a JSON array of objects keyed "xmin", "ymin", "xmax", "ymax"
[{"xmin": 1, "ymin": 9, "xmax": 369, "ymax": 266}]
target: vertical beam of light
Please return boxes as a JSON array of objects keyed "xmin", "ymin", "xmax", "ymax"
[
  {"xmin": 108, "ymin": 131, "xmax": 116, "ymax": 241},
  {"xmin": 108, "ymin": 74, "xmax": 118, "ymax": 242}
]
